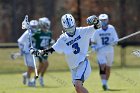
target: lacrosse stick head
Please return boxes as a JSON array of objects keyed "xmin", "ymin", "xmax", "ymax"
[
  {"xmin": 131, "ymin": 49, "xmax": 140, "ymax": 57},
  {"xmin": 22, "ymin": 15, "xmax": 31, "ymax": 30}
]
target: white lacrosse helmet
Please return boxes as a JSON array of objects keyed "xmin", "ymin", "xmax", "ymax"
[
  {"xmin": 30, "ymin": 20, "xmax": 39, "ymax": 32},
  {"xmin": 61, "ymin": 14, "xmax": 76, "ymax": 36},
  {"xmin": 99, "ymin": 14, "xmax": 109, "ymax": 27},
  {"xmin": 30, "ymin": 20, "xmax": 38, "ymax": 26},
  {"xmin": 99, "ymin": 14, "xmax": 108, "ymax": 20},
  {"xmin": 38, "ymin": 17, "xmax": 51, "ymax": 30}
]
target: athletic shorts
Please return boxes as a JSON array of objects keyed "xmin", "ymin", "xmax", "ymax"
[
  {"xmin": 97, "ymin": 52, "xmax": 114, "ymax": 66},
  {"xmin": 23, "ymin": 53, "xmax": 35, "ymax": 68},
  {"xmin": 71, "ymin": 58, "xmax": 91, "ymax": 85},
  {"xmin": 38, "ymin": 55, "xmax": 48, "ymax": 63}
]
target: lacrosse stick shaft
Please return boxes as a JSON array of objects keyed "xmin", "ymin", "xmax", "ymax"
[
  {"xmin": 32, "ymin": 55, "xmax": 38, "ymax": 77},
  {"xmin": 24, "ymin": 15, "xmax": 38, "ymax": 78},
  {"xmin": 118, "ymin": 30, "xmax": 140, "ymax": 42}
]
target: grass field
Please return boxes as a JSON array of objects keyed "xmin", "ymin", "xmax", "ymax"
[{"xmin": 0, "ymin": 46, "xmax": 140, "ymax": 93}]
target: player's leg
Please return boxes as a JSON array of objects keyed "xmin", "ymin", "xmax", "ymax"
[
  {"xmin": 40, "ymin": 56, "xmax": 49, "ymax": 77},
  {"xmin": 38, "ymin": 56, "xmax": 49, "ymax": 86},
  {"xmin": 97, "ymin": 53, "xmax": 108, "ymax": 90},
  {"xmin": 106, "ymin": 52, "xmax": 114, "ymax": 81},
  {"xmin": 22, "ymin": 72, "xmax": 27, "ymax": 85},
  {"xmin": 98, "ymin": 63, "xmax": 108, "ymax": 90},
  {"xmin": 106, "ymin": 66, "xmax": 111, "ymax": 80},
  {"xmin": 37, "ymin": 57, "xmax": 44, "ymax": 76},
  {"xmin": 72, "ymin": 58, "xmax": 91, "ymax": 93},
  {"xmin": 75, "ymin": 80, "xmax": 88, "ymax": 93},
  {"xmin": 39, "ymin": 61, "xmax": 49, "ymax": 87},
  {"xmin": 23, "ymin": 54, "xmax": 35, "ymax": 86}
]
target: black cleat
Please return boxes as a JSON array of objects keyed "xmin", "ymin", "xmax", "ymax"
[{"xmin": 102, "ymin": 85, "xmax": 108, "ymax": 91}]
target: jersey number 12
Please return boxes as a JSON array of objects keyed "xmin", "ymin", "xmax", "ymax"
[{"xmin": 101, "ymin": 37, "xmax": 109, "ymax": 45}]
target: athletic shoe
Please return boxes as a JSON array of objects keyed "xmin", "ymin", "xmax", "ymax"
[
  {"xmin": 28, "ymin": 81, "xmax": 35, "ymax": 87},
  {"xmin": 102, "ymin": 85, "xmax": 108, "ymax": 91},
  {"xmin": 39, "ymin": 77, "xmax": 44, "ymax": 87}
]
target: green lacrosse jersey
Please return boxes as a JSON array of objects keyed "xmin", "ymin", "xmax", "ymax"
[{"xmin": 32, "ymin": 30, "xmax": 52, "ymax": 50}]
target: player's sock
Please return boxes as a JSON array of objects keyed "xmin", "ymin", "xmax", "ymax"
[
  {"xmin": 39, "ymin": 76, "xmax": 44, "ymax": 87},
  {"xmin": 102, "ymin": 79, "xmax": 109, "ymax": 91},
  {"xmin": 22, "ymin": 72, "xmax": 27, "ymax": 85},
  {"xmin": 102, "ymin": 79, "xmax": 107, "ymax": 85}
]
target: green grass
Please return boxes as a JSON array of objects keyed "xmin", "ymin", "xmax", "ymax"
[
  {"xmin": 0, "ymin": 46, "xmax": 140, "ymax": 93},
  {"xmin": 1, "ymin": 69, "xmax": 140, "ymax": 93}
]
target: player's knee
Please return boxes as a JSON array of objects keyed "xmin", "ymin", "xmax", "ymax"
[
  {"xmin": 75, "ymin": 84, "xmax": 82, "ymax": 92},
  {"xmin": 99, "ymin": 65, "xmax": 106, "ymax": 74},
  {"xmin": 74, "ymin": 81, "xmax": 83, "ymax": 91}
]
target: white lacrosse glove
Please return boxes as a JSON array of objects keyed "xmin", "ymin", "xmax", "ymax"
[
  {"xmin": 91, "ymin": 44, "xmax": 99, "ymax": 52},
  {"xmin": 86, "ymin": 15, "xmax": 101, "ymax": 29}
]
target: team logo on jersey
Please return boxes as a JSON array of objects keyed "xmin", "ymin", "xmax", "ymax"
[
  {"xmin": 66, "ymin": 35, "xmax": 81, "ymax": 46},
  {"xmin": 99, "ymin": 33, "xmax": 111, "ymax": 36}
]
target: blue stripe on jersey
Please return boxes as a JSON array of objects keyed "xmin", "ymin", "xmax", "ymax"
[{"xmin": 80, "ymin": 58, "xmax": 88, "ymax": 82}]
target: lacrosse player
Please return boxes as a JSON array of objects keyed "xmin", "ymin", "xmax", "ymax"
[
  {"xmin": 30, "ymin": 14, "xmax": 100, "ymax": 93},
  {"xmin": 31, "ymin": 17, "xmax": 52, "ymax": 87},
  {"xmin": 90, "ymin": 14, "xmax": 119, "ymax": 90},
  {"xmin": 18, "ymin": 20, "xmax": 38, "ymax": 87}
]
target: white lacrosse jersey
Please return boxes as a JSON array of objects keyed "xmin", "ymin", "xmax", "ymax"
[
  {"xmin": 17, "ymin": 30, "xmax": 31, "ymax": 53},
  {"xmin": 91, "ymin": 24, "xmax": 119, "ymax": 53},
  {"xmin": 52, "ymin": 25, "xmax": 95, "ymax": 69}
]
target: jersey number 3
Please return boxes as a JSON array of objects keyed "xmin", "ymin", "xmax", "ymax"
[
  {"xmin": 101, "ymin": 37, "xmax": 109, "ymax": 45},
  {"xmin": 72, "ymin": 43, "xmax": 80, "ymax": 54}
]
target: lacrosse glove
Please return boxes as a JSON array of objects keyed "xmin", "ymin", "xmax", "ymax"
[
  {"xmin": 86, "ymin": 15, "xmax": 101, "ymax": 29},
  {"xmin": 30, "ymin": 48, "xmax": 42, "ymax": 57}
]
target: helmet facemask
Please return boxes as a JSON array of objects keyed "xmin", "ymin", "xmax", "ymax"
[
  {"xmin": 64, "ymin": 25, "xmax": 76, "ymax": 36},
  {"xmin": 100, "ymin": 19, "xmax": 108, "ymax": 27}
]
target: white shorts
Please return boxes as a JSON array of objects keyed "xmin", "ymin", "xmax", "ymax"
[
  {"xmin": 71, "ymin": 58, "xmax": 91, "ymax": 84},
  {"xmin": 23, "ymin": 53, "xmax": 35, "ymax": 68},
  {"xmin": 97, "ymin": 52, "xmax": 114, "ymax": 66}
]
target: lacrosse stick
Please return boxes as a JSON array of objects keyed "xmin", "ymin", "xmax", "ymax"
[
  {"xmin": 131, "ymin": 49, "xmax": 140, "ymax": 57},
  {"xmin": 22, "ymin": 15, "xmax": 38, "ymax": 78},
  {"xmin": 117, "ymin": 30, "xmax": 140, "ymax": 42}
]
